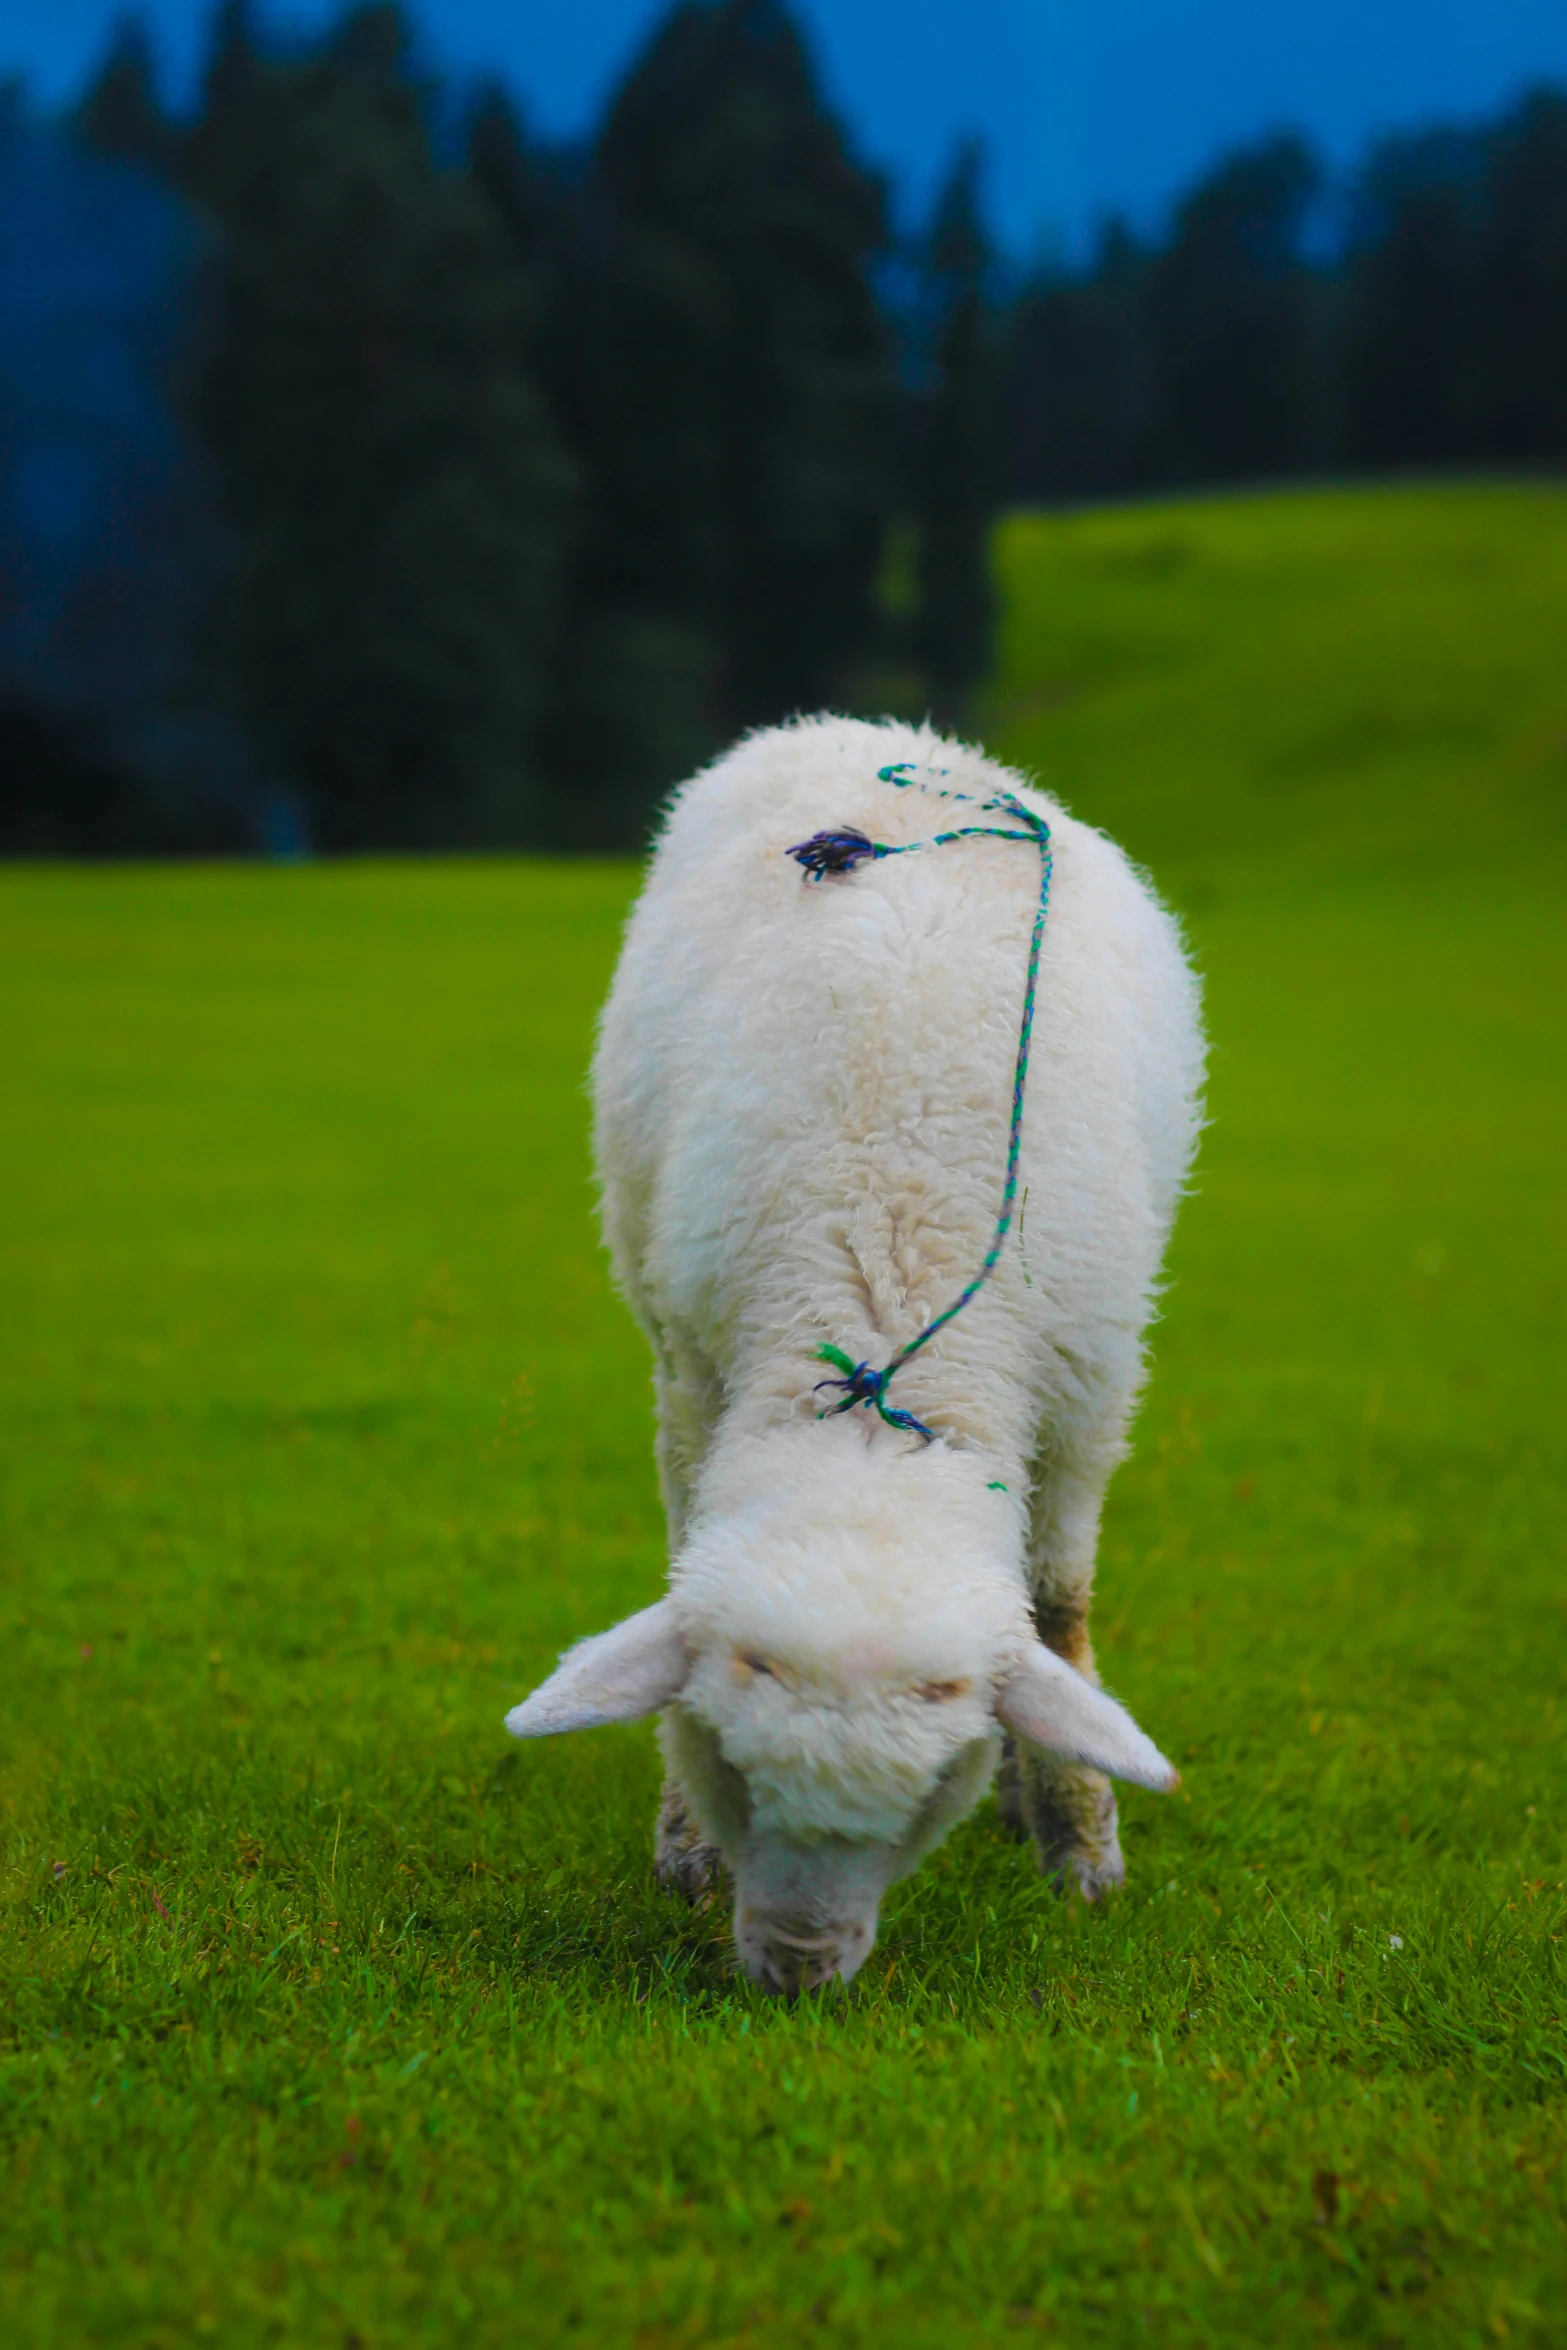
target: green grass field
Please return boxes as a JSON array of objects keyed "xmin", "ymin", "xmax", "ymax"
[{"xmin": 3, "ymin": 481, "xmax": 1565, "ymax": 2347}]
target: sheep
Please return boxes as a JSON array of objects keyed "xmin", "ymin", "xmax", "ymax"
[{"xmin": 506, "ymin": 715, "xmax": 1205, "ymax": 1994}]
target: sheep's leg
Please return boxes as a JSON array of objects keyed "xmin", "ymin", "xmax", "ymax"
[
  {"xmin": 1016, "ymin": 1441, "xmax": 1127, "ymax": 1901},
  {"xmin": 995, "ymin": 1734, "xmax": 1026, "ymax": 1836},
  {"xmin": 655, "ymin": 1778, "xmax": 724, "ymax": 1900},
  {"xmin": 652, "ymin": 1350, "xmax": 724, "ymax": 1900},
  {"xmin": 652, "ymin": 1346, "xmax": 721, "ymax": 1553}
]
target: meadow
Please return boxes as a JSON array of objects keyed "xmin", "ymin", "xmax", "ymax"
[{"xmin": 2, "ymin": 480, "xmax": 1564, "ymax": 2346}]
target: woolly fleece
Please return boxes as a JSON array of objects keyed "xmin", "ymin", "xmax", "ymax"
[{"xmin": 508, "ymin": 716, "xmax": 1205, "ymax": 1991}]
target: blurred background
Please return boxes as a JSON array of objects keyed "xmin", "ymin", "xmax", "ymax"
[{"xmin": 2, "ymin": 0, "xmax": 1566, "ymax": 856}]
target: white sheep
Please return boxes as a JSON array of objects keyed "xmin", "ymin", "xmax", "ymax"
[{"xmin": 507, "ymin": 715, "xmax": 1205, "ymax": 1994}]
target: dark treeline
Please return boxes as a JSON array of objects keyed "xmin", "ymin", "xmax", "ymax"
[
  {"xmin": 4, "ymin": 0, "xmax": 1566, "ymax": 856},
  {"xmin": 1009, "ymin": 103, "xmax": 1567, "ymax": 500},
  {"xmin": 9, "ymin": 0, "xmax": 965, "ymax": 854}
]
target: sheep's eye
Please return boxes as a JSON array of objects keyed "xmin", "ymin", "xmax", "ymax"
[
  {"xmin": 736, "ymin": 1652, "xmax": 777, "ymax": 1680},
  {"xmin": 914, "ymin": 1677, "xmax": 970, "ymax": 1704}
]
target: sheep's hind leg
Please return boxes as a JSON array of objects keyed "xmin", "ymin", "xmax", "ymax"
[{"xmin": 655, "ymin": 1777, "xmax": 724, "ymax": 1902}]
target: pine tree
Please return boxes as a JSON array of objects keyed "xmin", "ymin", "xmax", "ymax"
[
  {"xmin": 1144, "ymin": 135, "xmax": 1324, "ymax": 484},
  {"xmin": 188, "ymin": 4, "xmax": 572, "ymax": 848},
  {"xmin": 1472, "ymin": 92, "xmax": 1567, "ymax": 460},
  {"xmin": 466, "ymin": 84, "xmax": 559, "ymax": 282},
  {"xmin": 465, "ymin": 86, "xmax": 691, "ymax": 846},
  {"xmin": 911, "ymin": 142, "xmax": 999, "ymax": 725},
  {"xmin": 1004, "ymin": 223, "xmax": 1151, "ymax": 504},
  {"xmin": 577, "ymin": 0, "xmax": 896, "ymax": 738},
  {"xmin": 184, "ymin": 0, "xmax": 264, "ymax": 207},
  {"xmin": 1341, "ymin": 132, "xmax": 1479, "ymax": 468},
  {"xmin": 75, "ymin": 15, "xmax": 174, "ymax": 176}
]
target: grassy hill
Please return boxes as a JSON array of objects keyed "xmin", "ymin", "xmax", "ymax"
[
  {"xmin": 2, "ymin": 484, "xmax": 1564, "ymax": 2346},
  {"xmin": 987, "ymin": 480, "xmax": 1567, "ymax": 893}
]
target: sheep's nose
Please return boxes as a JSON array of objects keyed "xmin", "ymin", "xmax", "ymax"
[{"xmin": 757, "ymin": 1936, "xmax": 839, "ymax": 1998}]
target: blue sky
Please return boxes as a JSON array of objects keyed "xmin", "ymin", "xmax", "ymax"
[{"xmin": 7, "ymin": 0, "xmax": 1567, "ymax": 251}]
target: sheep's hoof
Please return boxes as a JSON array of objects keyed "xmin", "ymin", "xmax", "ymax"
[
  {"xmin": 656, "ymin": 1840, "xmax": 724, "ymax": 1902},
  {"xmin": 1025, "ymin": 1770, "xmax": 1124, "ymax": 1901},
  {"xmin": 1043, "ymin": 1842, "xmax": 1126, "ymax": 1904},
  {"xmin": 655, "ymin": 1780, "xmax": 724, "ymax": 1902}
]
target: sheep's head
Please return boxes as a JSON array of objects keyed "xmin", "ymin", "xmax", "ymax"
[{"xmin": 505, "ymin": 1437, "xmax": 1176, "ymax": 1995}]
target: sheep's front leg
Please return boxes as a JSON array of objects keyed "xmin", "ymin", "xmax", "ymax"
[
  {"xmin": 651, "ymin": 1349, "xmax": 725, "ymax": 1902},
  {"xmin": 1000, "ymin": 1633, "xmax": 1125, "ymax": 1901},
  {"xmin": 1008, "ymin": 1444, "xmax": 1126, "ymax": 1901},
  {"xmin": 655, "ymin": 1777, "xmax": 724, "ymax": 1901},
  {"xmin": 1007, "ymin": 1717, "xmax": 1124, "ymax": 1905}
]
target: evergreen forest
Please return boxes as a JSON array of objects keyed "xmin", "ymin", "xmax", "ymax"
[{"xmin": 4, "ymin": 0, "xmax": 1567, "ymax": 854}]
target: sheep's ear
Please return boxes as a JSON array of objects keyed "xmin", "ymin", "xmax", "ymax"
[
  {"xmin": 995, "ymin": 1644, "xmax": 1179, "ymax": 1792},
  {"xmin": 505, "ymin": 1601, "xmax": 688, "ymax": 1738}
]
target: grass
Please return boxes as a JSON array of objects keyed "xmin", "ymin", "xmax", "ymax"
[{"xmin": 2, "ymin": 479, "xmax": 1565, "ymax": 2346}]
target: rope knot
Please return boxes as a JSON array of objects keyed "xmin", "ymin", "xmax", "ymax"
[
  {"xmin": 786, "ymin": 827, "xmax": 881, "ymax": 881},
  {"xmin": 813, "ymin": 1345, "xmax": 935, "ymax": 1443}
]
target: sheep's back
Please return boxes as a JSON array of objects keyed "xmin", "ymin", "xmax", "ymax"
[{"xmin": 593, "ymin": 717, "xmax": 1203, "ymax": 1458}]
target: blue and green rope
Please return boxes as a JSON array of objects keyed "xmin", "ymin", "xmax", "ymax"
[{"xmin": 786, "ymin": 761, "xmax": 1053, "ymax": 1445}]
